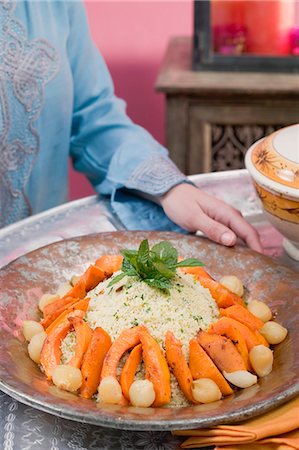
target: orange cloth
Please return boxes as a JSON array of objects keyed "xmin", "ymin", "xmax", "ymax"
[{"xmin": 173, "ymin": 396, "xmax": 299, "ymax": 450}]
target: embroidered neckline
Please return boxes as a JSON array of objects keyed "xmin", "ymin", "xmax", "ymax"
[{"xmin": 0, "ymin": 0, "xmax": 60, "ymax": 227}]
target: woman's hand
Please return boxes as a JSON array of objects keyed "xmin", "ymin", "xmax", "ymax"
[{"xmin": 160, "ymin": 183, "xmax": 262, "ymax": 252}]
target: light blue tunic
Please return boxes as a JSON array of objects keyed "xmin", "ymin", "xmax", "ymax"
[{"xmin": 0, "ymin": 0, "xmax": 186, "ymax": 228}]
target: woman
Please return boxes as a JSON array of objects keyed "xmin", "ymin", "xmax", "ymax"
[{"xmin": 0, "ymin": 0, "xmax": 261, "ymax": 251}]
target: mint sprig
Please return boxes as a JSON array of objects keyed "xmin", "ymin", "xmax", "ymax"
[{"xmin": 108, "ymin": 240, "xmax": 204, "ymax": 292}]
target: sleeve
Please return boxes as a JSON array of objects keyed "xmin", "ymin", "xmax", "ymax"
[{"xmin": 67, "ymin": 2, "xmax": 187, "ymax": 197}]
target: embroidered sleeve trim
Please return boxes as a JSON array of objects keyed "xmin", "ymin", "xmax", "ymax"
[{"xmin": 125, "ymin": 155, "xmax": 188, "ymax": 196}]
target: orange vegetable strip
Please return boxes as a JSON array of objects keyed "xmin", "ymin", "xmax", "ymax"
[
  {"xmin": 180, "ymin": 266, "xmax": 213, "ymax": 279},
  {"xmin": 58, "ymin": 265, "xmax": 105, "ymax": 304},
  {"xmin": 220, "ymin": 304, "xmax": 264, "ymax": 331},
  {"xmin": 208, "ymin": 317, "xmax": 264, "ymax": 351},
  {"xmin": 80, "ymin": 327, "xmax": 112, "ymax": 399},
  {"xmin": 118, "ymin": 396, "xmax": 129, "ymax": 406},
  {"xmin": 80, "ymin": 264, "xmax": 106, "ymax": 292},
  {"xmin": 197, "ymin": 330, "xmax": 247, "ymax": 373},
  {"xmin": 95, "ymin": 255, "xmax": 123, "ymax": 277},
  {"xmin": 226, "ymin": 326, "xmax": 250, "ymax": 370},
  {"xmin": 210, "ymin": 323, "xmax": 250, "ymax": 370},
  {"xmin": 165, "ymin": 331, "xmax": 194, "ymax": 403},
  {"xmin": 44, "ymin": 298, "xmax": 90, "ymax": 334},
  {"xmin": 139, "ymin": 329, "xmax": 171, "ymax": 407},
  {"xmin": 42, "ymin": 297, "xmax": 77, "ymax": 324},
  {"xmin": 62, "ymin": 278, "xmax": 86, "ymax": 301},
  {"xmin": 181, "ymin": 267, "xmax": 244, "ymax": 308},
  {"xmin": 101, "ymin": 325, "xmax": 146, "ymax": 379},
  {"xmin": 200, "ymin": 278, "xmax": 245, "ymax": 308},
  {"xmin": 39, "ymin": 309, "xmax": 84, "ymax": 379},
  {"xmin": 67, "ymin": 317, "xmax": 93, "ymax": 369},
  {"xmin": 44, "ymin": 264, "xmax": 104, "ymax": 324},
  {"xmin": 43, "ymin": 269, "xmax": 95, "ymax": 326},
  {"xmin": 119, "ymin": 343, "xmax": 143, "ymax": 401},
  {"xmin": 189, "ymin": 338, "xmax": 233, "ymax": 396}
]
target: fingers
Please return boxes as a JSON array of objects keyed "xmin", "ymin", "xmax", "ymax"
[
  {"xmin": 160, "ymin": 183, "xmax": 262, "ymax": 252},
  {"xmin": 202, "ymin": 198, "xmax": 262, "ymax": 252},
  {"xmin": 230, "ymin": 216, "xmax": 262, "ymax": 252},
  {"xmin": 176, "ymin": 206, "xmax": 238, "ymax": 247},
  {"xmin": 193, "ymin": 189, "xmax": 262, "ymax": 252},
  {"xmin": 195, "ymin": 214, "xmax": 238, "ymax": 247}
]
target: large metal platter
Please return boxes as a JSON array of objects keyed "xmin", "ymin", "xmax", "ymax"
[{"xmin": 0, "ymin": 231, "xmax": 298, "ymax": 430}]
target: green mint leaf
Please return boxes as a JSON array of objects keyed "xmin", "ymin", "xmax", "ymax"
[
  {"xmin": 121, "ymin": 250, "xmax": 139, "ymax": 275},
  {"xmin": 151, "ymin": 260, "xmax": 175, "ymax": 279},
  {"xmin": 121, "ymin": 249, "xmax": 138, "ymax": 257},
  {"xmin": 143, "ymin": 276, "xmax": 171, "ymax": 292},
  {"xmin": 107, "ymin": 272, "xmax": 127, "ymax": 287},
  {"xmin": 151, "ymin": 241, "xmax": 178, "ymax": 267},
  {"xmin": 175, "ymin": 258, "xmax": 205, "ymax": 268},
  {"xmin": 113, "ymin": 240, "xmax": 205, "ymax": 293},
  {"xmin": 136, "ymin": 239, "xmax": 150, "ymax": 277},
  {"xmin": 124, "ymin": 269, "xmax": 138, "ymax": 276},
  {"xmin": 138, "ymin": 240, "xmax": 150, "ymax": 265},
  {"xmin": 121, "ymin": 249, "xmax": 138, "ymax": 267},
  {"xmin": 122, "ymin": 257, "xmax": 137, "ymax": 273}
]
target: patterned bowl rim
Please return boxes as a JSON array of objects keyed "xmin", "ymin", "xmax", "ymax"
[{"xmin": 245, "ymin": 139, "xmax": 299, "ymax": 201}]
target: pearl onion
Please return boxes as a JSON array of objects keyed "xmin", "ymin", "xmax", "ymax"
[
  {"xmin": 191, "ymin": 378, "xmax": 222, "ymax": 403},
  {"xmin": 223, "ymin": 370, "xmax": 257, "ymax": 388},
  {"xmin": 52, "ymin": 365, "xmax": 82, "ymax": 392},
  {"xmin": 23, "ymin": 320, "xmax": 44, "ymax": 342},
  {"xmin": 38, "ymin": 294, "xmax": 59, "ymax": 313},
  {"xmin": 219, "ymin": 275, "xmax": 244, "ymax": 297},
  {"xmin": 129, "ymin": 380, "xmax": 156, "ymax": 407},
  {"xmin": 28, "ymin": 331, "xmax": 47, "ymax": 364},
  {"xmin": 70, "ymin": 275, "xmax": 81, "ymax": 287},
  {"xmin": 56, "ymin": 282, "xmax": 72, "ymax": 297},
  {"xmin": 97, "ymin": 376, "xmax": 123, "ymax": 404},
  {"xmin": 247, "ymin": 300, "xmax": 272, "ymax": 322},
  {"xmin": 260, "ymin": 321, "xmax": 288, "ymax": 345},
  {"xmin": 249, "ymin": 345, "xmax": 273, "ymax": 377}
]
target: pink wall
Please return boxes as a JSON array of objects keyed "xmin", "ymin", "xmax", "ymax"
[{"xmin": 69, "ymin": 0, "xmax": 193, "ymax": 200}]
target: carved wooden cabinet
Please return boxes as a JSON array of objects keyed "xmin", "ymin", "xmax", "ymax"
[{"xmin": 155, "ymin": 37, "xmax": 299, "ymax": 175}]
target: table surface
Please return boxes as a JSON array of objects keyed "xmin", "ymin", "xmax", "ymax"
[{"xmin": 0, "ymin": 169, "xmax": 298, "ymax": 450}]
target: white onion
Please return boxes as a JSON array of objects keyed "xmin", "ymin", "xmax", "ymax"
[{"xmin": 223, "ymin": 370, "xmax": 257, "ymax": 388}]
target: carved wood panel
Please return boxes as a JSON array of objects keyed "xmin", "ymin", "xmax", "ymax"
[{"xmin": 211, "ymin": 124, "xmax": 282, "ymax": 171}]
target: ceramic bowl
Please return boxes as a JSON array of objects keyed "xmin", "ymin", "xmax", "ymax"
[{"xmin": 245, "ymin": 124, "xmax": 299, "ymax": 261}]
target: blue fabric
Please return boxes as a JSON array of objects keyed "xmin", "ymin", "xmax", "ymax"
[
  {"xmin": 111, "ymin": 189, "xmax": 186, "ymax": 233},
  {"xmin": 0, "ymin": 0, "xmax": 187, "ymax": 227}
]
